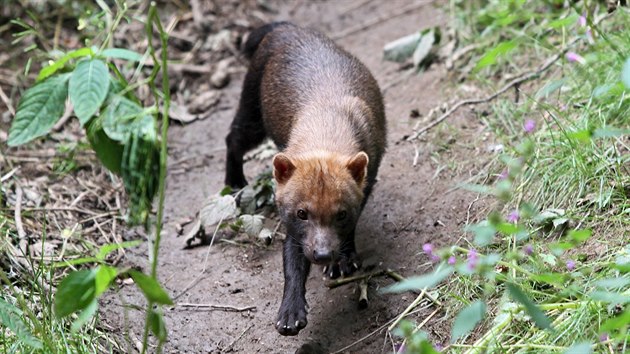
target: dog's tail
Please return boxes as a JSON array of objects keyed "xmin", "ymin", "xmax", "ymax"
[{"xmin": 243, "ymin": 21, "xmax": 291, "ymax": 59}]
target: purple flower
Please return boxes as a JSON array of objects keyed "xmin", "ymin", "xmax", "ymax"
[
  {"xmin": 499, "ymin": 169, "xmax": 509, "ymax": 180},
  {"xmin": 467, "ymin": 249, "xmax": 479, "ymax": 270},
  {"xmin": 523, "ymin": 244, "xmax": 533, "ymax": 256},
  {"xmin": 579, "ymin": 14, "xmax": 587, "ymax": 27},
  {"xmin": 448, "ymin": 256, "xmax": 457, "ymax": 265},
  {"xmin": 422, "ymin": 243, "xmax": 433, "ymax": 255},
  {"xmin": 395, "ymin": 343, "xmax": 406, "ymax": 354},
  {"xmin": 566, "ymin": 51, "xmax": 586, "ymax": 64},
  {"xmin": 431, "ymin": 254, "xmax": 441, "ymax": 263},
  {"xmin": 566, "ymin": 260, "xmax": 576, "ymax": 271},
  {"xmin": 523, "ymin": 119, "xmax": 536, "ymax": 133},
  {"xmin": 507, "ymin": 210, "xmax": 519, "ymax": 223},
  {"xmin": 599, "ymin": 333, "xmax": 609, "ymax": 342}
]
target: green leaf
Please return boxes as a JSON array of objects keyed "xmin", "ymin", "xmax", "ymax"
[
  {"xmin": 69, "ymin": 59, "xmax": 110, "ymax": 124},
  {"xmin": 451, "ymin": 300, "xmax": 486, "ymax": 343},
  {"xmin": 466, "ymin": 222, "xmax": 495, "ymax": 247},
  {"xmin": 0, "ymin": 298, "xmax": 43, "ymax": 348},
  {"xmin": 622, "ymin": 57, "xmax": 630, "ymax": 89},
  {"xmin": 200, "ymin": 194, "xmax": 239, "ymax": 227},
  {"xmin": 548, "ymin": 14, "xmax": 579, "ymax": 29},
  {"xmin": 475, "ymin": 40, "xmax": 517, "ymax": 71},
  {"xmin": 589, "ymin": 291, "xmax": 630, "ymax": 305},
  {"xmin": 383, "ymin": 32, "xmax": 422, "ymax": 63},
  {"xmin": 70, "ymin": 299, "xmax": 98, "ymax": 333},
  {"xmin": 102, "ymin": 95, "xmax": 147, "ymax": 141},
  {"xmin": 55, "ymin": 269, "xmax": 97, "ymax": 318},
  {"xmin": 535, "ymin": 79, "xmax": 566, "ymax": 99},
  {"xmin": 129, "ymin": 270, "xmax": 173, "ymax": 305},
  {"xmin": 38, "ymin": 47, "xmax": 94, "ymax": 81},
  {"xmin": 86, "ymin": 117, "xmax": 125, "ymax": 174},
  {"xmin": 568, "ymin": 129, "xmax": 592, "ymax": 143},
  {"xmin": 600, "ymin": 307, "xmax": 630, "ymax": 335},
  {"xmin": 563, "ymin": 342, "xmax": 591, "ymax": 354},
  {"xmin": 412, "ymin": 28, "xmax": 438, "ymax": 68},
  {"xmin": 238, "ymin": 214, "xmax": 265, "ymax": 237},
  {"xmin": 95, "ymin": 265, "xmax": 119, "ymax": 296},
  {"xmin": 506, "ymin": 282, "xmax": 552, "ymax": 330},
  {"xmin": 149, "ymin": 309, "xmax": 168, "ymax": 342},
  {"xmin": 568, "ymin": 229, "xmax": 592, "ymax": 243},
  {"xmin": 121, "ymin": 120, "xmax": 160, "ymax": 225},
  {"xmin": 592, "ymin": 127, "xmax": 630, "ymax": 139},
  {"xmin": 100, "ymin": 48, "xmax": 144, "ymax": 62},
  {"xmin": 8, "ymin": 73, "xmax": 70, "ymax": 146},
  {"xmin": 531, "ymin": 272, "xmax": 568, "ymax": 285},
  {"xmin": 382, "ymin": 267, "xmax": 453, "ymax": 293},
  {"xmin": 594, "ymin": 277, "xmax": 630, "ymax": 289},
  {"xmin": 96, "ymin": 240, "xmax": 142, "ymax": 261}
]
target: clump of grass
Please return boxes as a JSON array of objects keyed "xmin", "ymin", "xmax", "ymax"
[{"xmin": 392, "ymin": 2, "xmax": 629, "ymax": 353}]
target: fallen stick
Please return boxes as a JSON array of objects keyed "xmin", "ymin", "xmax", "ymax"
[
  {"xmin": 325, "ymin": 269, "xmax": 386, "ymax": 289},
  {"xmin": 176, "ymin": 302, "xmax": 256, "ymax": 312}
]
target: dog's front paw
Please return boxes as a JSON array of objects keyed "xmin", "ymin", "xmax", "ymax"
[
  {"xmin": 323, "ymin": 252, "xmax": 361, "ymax": 279},
  {"xmin": 276, "ymin": 303, "xmax": 308, "ymax": 336}
]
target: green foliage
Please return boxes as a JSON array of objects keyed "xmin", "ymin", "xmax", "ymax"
[
  {"xmin": 128, "ymin": 270, "xmax": 173, "ymax": 305},
  {"xmin": 451, "ymin": 300, "xmax": 487, "ymax": 342},
  {"xmin": 0, "ymin": 297, "xmax": 43, "ymax": 349},
  {"xmin": 505, "ymin": 283, "xmax": 552, "ymax": 330},
  {"xmin": 7, "ymin": 73, "xmax": 70, "ymax": 146},
  {"xmin": 382, "ymin": 267, "xmax": 453, "ymax": 293},
  {"xmin": 54, "ymin": 269, "xmax": 97, "ymax": 318},
  {"xmin": 69, "ymin": 59, "xmax": 110, "ymax": 124}
]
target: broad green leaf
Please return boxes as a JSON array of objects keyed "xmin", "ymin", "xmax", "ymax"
[
  {"xmin": 149, "ymin": 309, "xmax": 168, "ymax": 342},
  {"xmin": 38, "ymin": 47, "xmax": 93, "ymax": 81},
  {"xmin": 96, "ymin": 240, "xmax": 142, "ymax": 261},
  {"xmin": 129, "ymin": 270, "xmax": 173, "ymax": 305},
  {"xmin": 95, "ymin": 265, "xmax": 119, "ymax": 296},
  {"xmin": 622, "ymin": 57, "xmax": 630, "ymax": 88},
  {"xmin": 548, "ymin": 14, "xmax": 579, "ymax": 29},
  {"xmin": 594, "ymin": 277, "xmax": 630, "ymax": 289},
  {"xmin": 589, "ymin": 291, "xmax": 630, "ymax": 305},
  {"xmin": 600, "ymin": 308, "xmax": 630, "ymax": 335},
  {"xmin": 0, "ymin": 298, "xmax": 43, "ymax": 348},
  {"xmin": 563, "ymin": 342, "xmax": 591, "ymax": 354},
  {"xmin": 382, "ymin": 267, "xmax": 453, "ymax": 293},
  {"xmin": 506, "ymin": 282, "xmax": 552, "ymax": 330},
  {"xmin": 568, "ymin": 229, "xmax": 592, "ymax": 243},
  {"xmin": 69, "ymin": 59, "xmax": 110, "ymax": 124},
  {"xmin": 100, "ymin": 48, "xmax": 143, "ymax": 62},
  {"xmin": 531, "ymin": 272, "xmax": 568, "ymax": 285},
  {"xmin": 102, "ymin": 95, "xmax": 147, "ymax": 141},
  {"xmin": 86, "ymin": 117, "xmax": 125, "ymax": 174},
  {"xmin": 70, "ymin": 299, "xmax": 98, "ymax": 333},
  {"xmin": 592, "ymin": 127, "xmax": 630, "ymax": 139},
  {"xmin": 8, "ymin": 73, "xmax": 70, "ymax": 146},
  {"xmin": 451, "ymin": 300, "xmax": 486, "ymax": 342},
  {"xmin": 466, "ymin": 222, "xmax": 495, "ymax": 247},
  {"xmin": 55, "ymin": 269, "xmax": 97, "ymax": 318},
  {"xmin": 568, "ymin": 129, "xmax": 592, "ymax": 142},
  {"xmin": 536, "ymin": 79, "xmax": 566, "ymax": 99},
  {"xmin": 495, "ymin": 222, "xmax": 521, "ymax": 236},
  {"xmin": 475, "ymin": 40, "xmax": 517, "ymax": 71}
]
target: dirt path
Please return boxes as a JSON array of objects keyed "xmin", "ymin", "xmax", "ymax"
[{"xmin": 102, "ymin": 1, "xmax": 491, "ymax": 352}]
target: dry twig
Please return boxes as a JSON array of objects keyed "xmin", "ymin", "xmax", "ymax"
[{"xmin": 176, "ymin": 302, "xmax": 256, "ymax": 312}]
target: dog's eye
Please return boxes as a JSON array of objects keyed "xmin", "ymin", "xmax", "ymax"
[
  {"xmin": 337, "ymin": 210, "xmax": 347, "ymax": 221},
  {"xmin": 297, "ymin": 209, "xmax": 308, "ymax": 220}
]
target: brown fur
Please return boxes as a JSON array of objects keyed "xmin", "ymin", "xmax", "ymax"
[{"xmin": 223, "ymin": 22, "xmax": 386, "ymax": 336}]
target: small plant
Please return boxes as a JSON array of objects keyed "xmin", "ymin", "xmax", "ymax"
[{"xmin": 3, "ymin": 1, "xmax": 174, "ymax": 352}]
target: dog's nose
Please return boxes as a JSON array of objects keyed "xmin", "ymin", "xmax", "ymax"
[{"xmin": 313, "ymin": 250, "xmax": 333, "ymax": 263}]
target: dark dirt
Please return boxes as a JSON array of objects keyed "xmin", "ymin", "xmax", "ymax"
[{"xmin": 99, "ymin": 1, "xmax": 498, "ymax": 353}]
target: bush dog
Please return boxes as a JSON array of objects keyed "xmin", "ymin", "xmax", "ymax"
[{"xmin": 224, "ymin": 22, "xmax": 386, "ymax": 336}]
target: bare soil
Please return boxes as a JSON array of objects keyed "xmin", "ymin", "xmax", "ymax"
[{"xmin": 68, "ymin": 1, "xmax": 492, "ymax": 353}]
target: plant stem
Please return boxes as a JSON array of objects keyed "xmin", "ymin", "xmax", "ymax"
[{"xmin": 141, "ymin": 3, "xmax": 170, "ymax": 353}]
